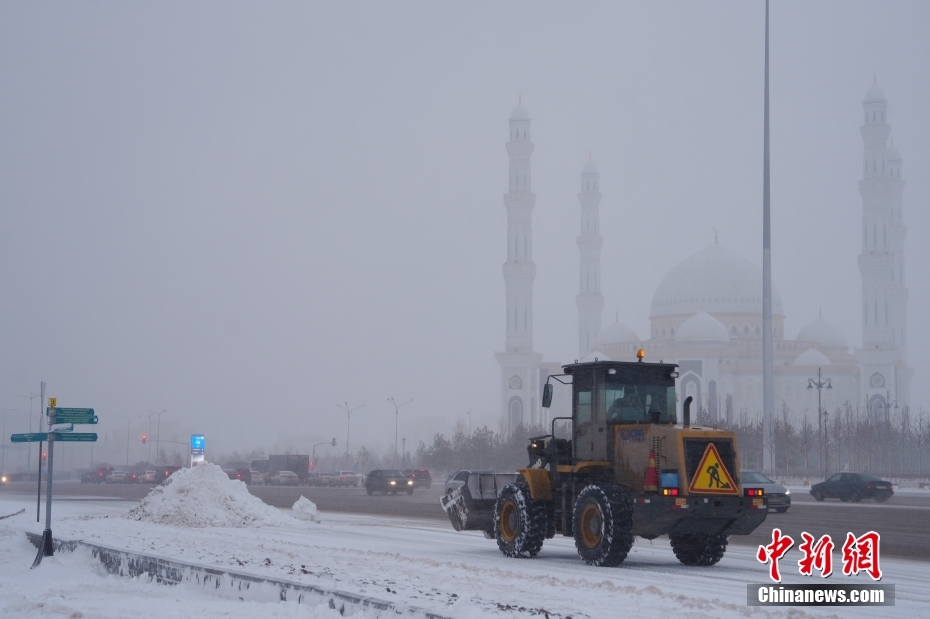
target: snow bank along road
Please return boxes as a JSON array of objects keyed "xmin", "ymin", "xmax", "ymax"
[
  {"xmin": 5, "ymin": 481, "xmax": 929, "ymax": 560},
  {"xmin": 0, "ymin": 495, "xmax": 926, "ymax": 619}
]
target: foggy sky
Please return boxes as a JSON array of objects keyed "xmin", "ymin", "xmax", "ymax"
[{"xmin": 1, "ymin": 2, "xmax": 928, "ymax": 462}]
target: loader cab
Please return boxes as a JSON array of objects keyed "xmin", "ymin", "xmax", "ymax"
[{"xmin": 562, "ymin": 359, "xmax": 678, "ymax": 462}]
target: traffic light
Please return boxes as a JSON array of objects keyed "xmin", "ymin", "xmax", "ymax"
[
  {"xmin": 141, "ymin": 434, "xmax": 147, "ymax": 444},
  {"xmin": 309, "ymin": 461, "xmax": 315, "ymax": 470},
  {"xmin": 332, "ymin": 437, "xmax": 337, "ymax": 446}
]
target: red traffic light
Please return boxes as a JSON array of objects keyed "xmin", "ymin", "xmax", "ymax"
[{"xmin": 141, "ymin": 434, "xmax": 147, "ymax": 444}]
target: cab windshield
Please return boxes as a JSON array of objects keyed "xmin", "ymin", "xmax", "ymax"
[{"xmin": 601, "ymin": 381, "xmax": 676, "ymax": 424}]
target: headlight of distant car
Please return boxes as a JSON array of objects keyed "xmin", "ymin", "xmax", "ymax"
[
  {"xmin": 1, "ymin": 476, "xmax": 6, "ymax": 483},
  {"xmin": 784, "ymin": 489, "xmax": 790, "ymax": 495},
  {"xmin": 389, "ymin": 480, "xmax": 396, "ymax": 485},
  {"xmin": 407, "ymin": 480, "xmax": 413, "ymax": 485}
]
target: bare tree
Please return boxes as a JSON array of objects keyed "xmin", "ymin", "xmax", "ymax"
[{"xmin": 796, "ymin": 414, "xmax": 817, "ymax": 480}]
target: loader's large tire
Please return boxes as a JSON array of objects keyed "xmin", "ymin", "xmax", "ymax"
[
  {"xmin": 669, "ymin": 532, "xmax": 729, "ymax": 566},
  {"xmin": 572, "ymin": 484, "xmax": 634, "ymax": 567},
  {"xmin": 494, "ymin": 480, "xmax": 547, "ymax": 558}
]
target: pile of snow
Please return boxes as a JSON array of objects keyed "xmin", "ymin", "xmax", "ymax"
[
  {"xmin": 124, "ymin": 462, "xmax": 294, "ymax": 528},
  {"xmin": 291, "ymin": 496, "xmax": 321, "ymax": 522}
]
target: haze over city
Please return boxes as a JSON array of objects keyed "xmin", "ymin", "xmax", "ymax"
[{"xmin": 1, "ymin": 1, "xmax": 928, "ymax": 464}]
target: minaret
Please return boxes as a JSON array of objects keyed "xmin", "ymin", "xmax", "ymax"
[
  {"xmin": 857, "ymin": 79, "xmax": 911, "ymax": 413},
  {"xmin": 497, "ymin": 99, "xmax": 542, "ymax": 433},
  {"xmin": 576, "ymin": 156, "xmax": 604, "ymax": 357}
]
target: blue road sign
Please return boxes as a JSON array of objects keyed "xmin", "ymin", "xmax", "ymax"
[{"xmin": 11, "ymin": 433, "xmax": 48, "ymax": 443}]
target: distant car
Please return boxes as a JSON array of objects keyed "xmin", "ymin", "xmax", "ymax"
[
  {"xmin": 334, "ymin": 471, "xmax": 360, "ymax": 487},
  {"xmin": 269, "ymin": 470, "xmax": 300, "ymax": 486},
  {"xmin": 250, "ymin": 469, "xmax": 266, "ymax": 485},
  {"xmin": 223, "ymin": 468, "xmax": 238, "ymax": 480},
  {"xmin": 317, "ymin": 472, "xmax": 335, "ymax": 486},
  {"xmin": 365, "ymin": 469, "xmax": 414, "ymax": 495},
  {"xmin": 142, "ymin": 470, "xmax": 157, "ymax": 484},
  {"xmin": 82, "ymin": 466, "xmax": 113, "ymax": 484},
  {"xmin": 154, "ymin": 466, "xmax": 181, "ymax": 484},
  {"xmin": 444, "ymin": 470, "xmax": 496, "ymax": 495},
  {"xmin": 106, "ymin": 471, "xmax": 128, "ymax": 484},
  {"xmin": 127, "ymin": 471, "xmax": 144, "ymax": 484},
  {"xmin": 403, "ymin": 468, "xmax": 432, "ymax": 489},
  {"xmin": 306, "ymin": 472, "xmax": 324, "ymax": 486},
  {"xmin": 741, "ymin": 470, "xmax": 791, "ymax": 513},
  {"xmin": 233, "ymin": 468, "xmax": 252, "ymax": 485},
  {"xmin": 810, "ymin": 473, "xmax": 894, "ymax": 503}
]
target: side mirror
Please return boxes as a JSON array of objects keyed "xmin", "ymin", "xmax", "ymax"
[{"xmin": 542, "ymin": 384, "xmax": 553, "ymax": 409}]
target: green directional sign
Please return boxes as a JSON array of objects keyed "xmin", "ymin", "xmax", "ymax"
[
  {"xmin": 11, "ymin": 432, "xmax": 48, "ymax": 443},
  {"xmin": 47, "ymin": 407, "xmax": 94, "ymax": 415},
  {"xmin": 52, "ymin": 432, "xmax": 97, "ymax": 442},
  {"xmin": 51, "ymin": 411, "xmax": 98, "ymax": 424}
]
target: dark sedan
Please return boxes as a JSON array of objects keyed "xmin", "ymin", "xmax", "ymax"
[
  {"xmin": 810, "ymin": 473, "xmax": 894, "ymax": 503},
  {"xmin": 365, "ymin": 469, "xmax": 415, "ymax": 495}
]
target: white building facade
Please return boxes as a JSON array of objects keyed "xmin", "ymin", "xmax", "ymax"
[{"xmin": 497, "ymin": 83, "xmax": 912, "ymax": 433}]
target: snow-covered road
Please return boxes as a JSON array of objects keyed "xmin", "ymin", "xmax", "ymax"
[{"xmin": 0, "ymin": 494, "xmax": 926, "ymax": 619}]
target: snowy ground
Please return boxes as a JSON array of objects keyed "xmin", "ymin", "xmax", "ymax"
[{"xmin": 0, "ymin": 494, "xmax": 926, "ymax": 618}]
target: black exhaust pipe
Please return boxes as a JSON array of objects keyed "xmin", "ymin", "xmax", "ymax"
[{"xmin": 683, "ymin": 396, "xmax": 693, "ymax": 428}]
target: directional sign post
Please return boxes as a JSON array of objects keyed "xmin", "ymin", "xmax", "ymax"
[{"xmin": 13, "ymin": 405, "xmax": 100, "ymax": 566}]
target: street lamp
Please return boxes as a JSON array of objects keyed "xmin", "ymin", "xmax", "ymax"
[
  {"xmin": 388, "ymin": 397, "xmax": 413, "ymax": 469},
  {"xmin": 807, "ymin": 367, "xmax": 832, "ymax": 478},
  {"xmin": 337, "ymin": 402, "xmax": 364, "ymax": 468},
  {"xmin": 149, "ymin": 410, "xmax": 167, "ymax": 466},
  {"xmin": 116, "ymin": 414, "xmax": 143, "ymax": 466},
  {"xmin": 402, "ymin": 438, "xmax": 406, "ymax": 469},
  {"xmin": 884, "ymin": 391, "xmax": 899, "ymax": 421}
]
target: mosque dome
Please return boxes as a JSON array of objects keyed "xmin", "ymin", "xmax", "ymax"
[
  {"xmin": 793, "ymin": 348, "xmax": 831, "ymax": 366},
  {"xmin": 581, "ymin": 351, "xmax": 610, "ymax": 363},
  {"xmin": 650, "ymin": 243, "xmax": 784, "ymax": 319},
  {"xmin": 675, "ymin": 311, "xmax": 730, "ymax": 342},
  {"xmin": 796, "ymin": 316, "xmax": 848, "ymax": 349},
  {"xmin": 510, "ymin": 103, "xmax": 530, "ymax": 121},
  {"xmin": 582, "ymin": 159, "xmax": 599, "ymax": 175},
  {"xmin": 864, "ymin": 84, "xmax": 886, "ymax": 103},
  {"xmin": 596, "ymin": 320, "xmax": 640, "ymax": 346}
]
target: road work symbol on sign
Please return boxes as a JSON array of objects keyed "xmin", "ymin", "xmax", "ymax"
[{"xmin": 688, "ymin": 443, "xmax": 739, "ymax": 495}]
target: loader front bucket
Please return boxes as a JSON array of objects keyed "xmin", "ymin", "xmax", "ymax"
[{"xmin": 440, "ymin": 472, "xmax": 517, "ymax": 534}]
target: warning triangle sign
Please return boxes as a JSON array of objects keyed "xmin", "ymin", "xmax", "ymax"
[{"xmin": 688, "ymin": 443, "xmax": 740, "ymax": 495}]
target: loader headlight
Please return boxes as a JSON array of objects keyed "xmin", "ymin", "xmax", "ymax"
[
  {"xmin": 784, "ymin": 489, "xmax": 790, "ymax": 495},
  {"xmin": 390, "ymin": 480, "xmax": 396, "ymax": 485},
  {"xmin": 1, "ymin": 476, "xmax": 6, "ymax": 483},
  {"xmin": 407, "ymin": 480, "xmax": 413, "ymax": 485}
]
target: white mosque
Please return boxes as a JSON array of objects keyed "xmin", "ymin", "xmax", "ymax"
[{"xmin": 497, "ymin": 83, "xmax": 912, "ymax": 433}]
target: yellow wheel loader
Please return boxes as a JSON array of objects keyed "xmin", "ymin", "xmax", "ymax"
[{"xmin": 440, "ymin": 354, "xmax": 769, "ymax": 567}]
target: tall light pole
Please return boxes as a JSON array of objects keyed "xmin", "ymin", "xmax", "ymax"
[
  {"xmin": 18, "ymin": 393, "xmax": 39, "ymax": 471},
  {"xmin": 149, "ymin": 410, "xmax": 167, "ymax": 465},
  {"xmin": 402, "ymin": 438, "xmax": 406, "ymax": 469},
  {"xmin": 760, "ymin": 0, "xmax": 776, "ymax": 475},
  {"xmin": 807, "ymin": 367, "xmax": 832, "ymax": 478},
  {"xmin": 337, "ymin": 402, "xmax": 364, "ymax": 468},
  {"xmin": 116, "ymin": 414, "xmax": 143, "ymax": 467},
  {"xmin": 388, "ymin": 397, "xmax": 413, "ymax": 468},
  {"xmin": 0, "ymin": 408, "xmax": 16, "ymax": 475}
]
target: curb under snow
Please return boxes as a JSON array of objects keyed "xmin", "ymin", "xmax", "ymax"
[{"xmin": 26, "ymin": 532, "xmax": 449, "ymax": 619}]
